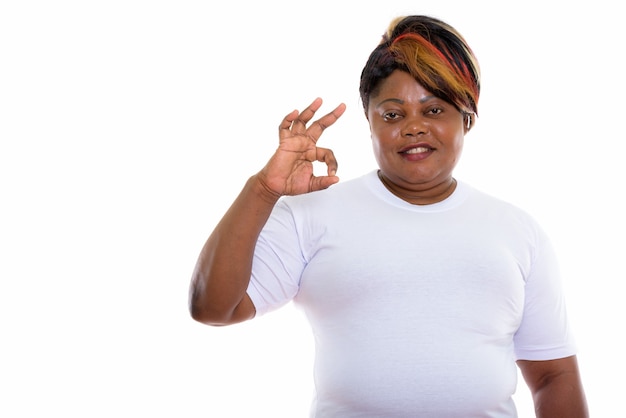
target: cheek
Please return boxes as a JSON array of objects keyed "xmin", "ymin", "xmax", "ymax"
[
  {"xmin": 369, "ymin": 130, "xmax": 391, "ymax": 166},
  {"xmin": 370, "ymin": 133, "xmax": 390, "ymax": 159},
  {"xmin": 370, "ymin": 123, "xmax": 399, "ymax": 147},
  {"xmin": 368, "ymin": 122, "xmax": 382, "ymax": 150},
  {"xmin": 370, "ymin": 134, "xmax": 383, "ymax": 159},
  {"xmin": 449, "ymin": 134, "xmax": 465, "ymax": 163},
  {"xmin": 435, "ymin": 124, "xmax": 465, "ymax": 148}
]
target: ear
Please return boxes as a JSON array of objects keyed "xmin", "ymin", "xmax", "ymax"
[{"xmin": 463, "ymin": 113, "xmax": 474, "ymax": 133}]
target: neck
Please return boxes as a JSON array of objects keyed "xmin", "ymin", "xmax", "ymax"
[{"xmin": 377, "ymin": 170, "xmax": 457, "ymax": 205}]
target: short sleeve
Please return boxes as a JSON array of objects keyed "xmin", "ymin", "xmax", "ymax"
[
  {"xmin": 513, "ymin": 225, "xmax": 577, "ymax": 360},
  {"xmin": 246, "ymin": 199, "xmax": 306, "ymax": 317}
]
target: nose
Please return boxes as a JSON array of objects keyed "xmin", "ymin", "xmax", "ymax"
[{"xmin": 401, "ymin": 115, "xmax": 428, "ymax": 137}]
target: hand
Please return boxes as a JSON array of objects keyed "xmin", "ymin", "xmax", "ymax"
[{"xmin": 257, "ymin": 98, "xmax": 346, "ymax": 196}]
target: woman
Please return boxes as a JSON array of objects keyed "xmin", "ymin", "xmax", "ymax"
[{"xmin": 189, "ymin": 15, "xmax": 588, "ymax": 417}]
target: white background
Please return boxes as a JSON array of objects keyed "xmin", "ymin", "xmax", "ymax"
[{"xmin": 1, "ymin": 1, "xmax": 623, "ymax": 416}]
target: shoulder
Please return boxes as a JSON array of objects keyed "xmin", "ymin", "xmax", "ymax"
[
  {"xmin": 463, "ymin": 182, "xmax": 537, "ymax": 220},
  {"xmin": 460, "ymin": 182, "xmax": 549, "ymax": 242}
]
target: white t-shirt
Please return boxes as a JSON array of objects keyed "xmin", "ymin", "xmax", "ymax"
[{"xmin": 247, "ymin": 170, "xmax": 576, "ymax": 417}]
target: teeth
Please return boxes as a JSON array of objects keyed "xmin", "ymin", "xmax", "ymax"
[{"xmin": 405, "ymin": 147, "xmax": 430, "ymax": 154}]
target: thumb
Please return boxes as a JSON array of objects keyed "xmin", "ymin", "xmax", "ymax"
[{"xmin": 309, "ymin": 175, "xmax": 339, "ymax": 192}]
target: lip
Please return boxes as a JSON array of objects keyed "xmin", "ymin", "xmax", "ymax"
[{"xmin": 398, "ymin": 142, "xmax": 435, "ymax": 161}]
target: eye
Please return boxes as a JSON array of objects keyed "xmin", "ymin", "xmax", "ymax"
[
  {"xmin": 426, "ymin": 106, "xmax": 444, "ymax": 116},
  {"xmin": 382, "ymin": 111, "xmax": 402, "ymax": 121}
]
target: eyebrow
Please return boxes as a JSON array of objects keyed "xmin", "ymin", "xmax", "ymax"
[{"xmin": 374, "ymin": 95, "xmax": 438, "ymax": 108}]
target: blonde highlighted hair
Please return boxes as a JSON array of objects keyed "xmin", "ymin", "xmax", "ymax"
[{"xmin": 360, "ymin": 15, "xmax": 480, "ymax": 125}]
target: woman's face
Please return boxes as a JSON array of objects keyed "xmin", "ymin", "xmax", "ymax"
[{"xmin": 367, "ymin": 70, "xmax": 468, "ymax": 200}]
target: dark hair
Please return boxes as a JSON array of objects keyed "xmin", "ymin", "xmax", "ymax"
[{"xmin": 359, "ymin": 15, "xmax": 480, "ymax": 123}]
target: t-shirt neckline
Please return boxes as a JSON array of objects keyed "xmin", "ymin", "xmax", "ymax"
[{"xmin": 365, "ymin": 169, "xmax": 469, "ymax": 212}]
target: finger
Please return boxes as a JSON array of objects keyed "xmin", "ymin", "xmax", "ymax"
[
  {"xmin": 295, "ymin": 97, "xmax": 324, "ymax": 125},
  {"xmin": 306, "ymin": 103, "xmax": 347, "ymax": 143},
  {"xmin": 316, "ymin": 147, "xmax": 338, "ymax": 177},
  {"xmin": 279, "ymin": 108, "xmax": 300, "ymax": 139},
  {"xmin": 309, "ymin": 174, "xmax": 339, "ymax": 192},
  {"xmin": 288, "ymin": 97, "xmax": 324, "ymax": 135},
  {"xmin": 278, "ymin": 97, "xmax": 323, "ymax": 138}
]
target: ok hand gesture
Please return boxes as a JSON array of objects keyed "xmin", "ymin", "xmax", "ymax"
[{"xmin": 257, "ymin": 98, "xmax": 346, "ymax": 197}]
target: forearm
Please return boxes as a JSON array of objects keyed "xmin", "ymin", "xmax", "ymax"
[{"xmin": 188, "ymin": 174, "xmax": 280, "ymax": 325}]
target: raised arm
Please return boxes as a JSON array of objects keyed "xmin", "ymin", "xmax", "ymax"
[
  {"xmin": 188, "ymin": 98, "xmax": 346, "ymax": 326},
  {"xmin": 517, "ymin": 355, "xmax": 589, "ymax": 417}
]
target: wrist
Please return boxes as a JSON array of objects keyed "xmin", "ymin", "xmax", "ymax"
[{"xmin": 249, "ymin": 174, "xmax": 282, "ymax": 205}]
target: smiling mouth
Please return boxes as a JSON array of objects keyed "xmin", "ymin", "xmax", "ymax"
[{"xmin": 402, "ymin": 146, "xmax": 433, "ymax": 154}]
